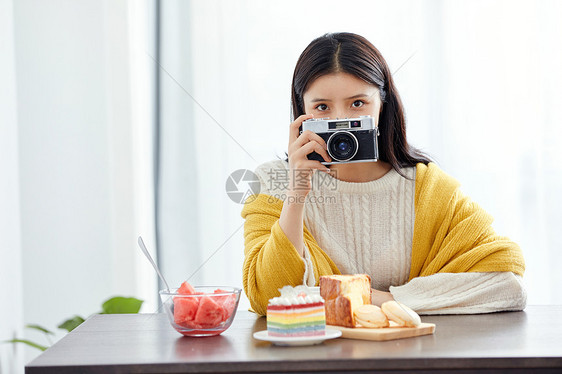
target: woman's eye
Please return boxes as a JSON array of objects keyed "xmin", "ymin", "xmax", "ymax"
[
  {"xmin": 352, "ymin": 100, "xmax": 364, "ymax": 108},
  {"xmin": 315, "ymin": 104, "xmax": 328, "ymax": 111}
]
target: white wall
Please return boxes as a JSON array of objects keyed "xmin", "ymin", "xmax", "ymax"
[
  {"xmin": 0, "ymin": 0, "xmax": 24, "ymax": 371},
  {"xmin": 10, "ymin": 0, "xmax": 156, "ymax": 365}
]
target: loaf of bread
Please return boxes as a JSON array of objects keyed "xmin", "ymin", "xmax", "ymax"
[{"xmin": 319, "ymin": 274, "xmax": 371, "ymax": 328}]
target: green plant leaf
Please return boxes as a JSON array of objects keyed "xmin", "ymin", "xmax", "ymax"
[
  {"xmin": 5, "ymin": 339, "xmax": 48, "ymax": 351},
  {"xmin": 101, "ymin": 297, "xmax": 143, "ymax": 314},
  {"xmin": 25, "ymin": 324, "xmax": 54, "ymax": 335},
  {"xmin": 58, "ymin": 316, "xmax": 86, "ymax": 332}
]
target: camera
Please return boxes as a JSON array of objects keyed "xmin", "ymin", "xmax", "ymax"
[{"xmin": 300, "ymin": 115, "xmax": 380, "ymax": 165}]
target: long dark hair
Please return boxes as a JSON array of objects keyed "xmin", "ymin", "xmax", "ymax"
[{"xmin": 289, "ymin": 32, "xmax": 432, "ymax": 177}]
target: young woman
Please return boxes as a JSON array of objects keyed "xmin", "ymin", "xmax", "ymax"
[{"xmin": 241, "ymin": 32, "xmax": 525, "ymax": 316}]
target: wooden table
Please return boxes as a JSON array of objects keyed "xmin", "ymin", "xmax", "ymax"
[{"xmin": 26, "ymin": 306, "xmax": 562, "ymax": 373}]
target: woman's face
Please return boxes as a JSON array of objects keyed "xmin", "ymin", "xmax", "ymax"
[{"xmin": 302, "ymin": 72, "xmax": 382, "ymax": 122}]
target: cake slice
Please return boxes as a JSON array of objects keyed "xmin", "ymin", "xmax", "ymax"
[
  {"xmin": 266, "ymin": 285, "xmax": 326, "ymax": 337},
  {"xmin": 320, "ymin": 274, "xmax": 371, "ymax": 328}
]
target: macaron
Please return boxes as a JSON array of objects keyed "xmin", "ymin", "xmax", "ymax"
[
  {"xmin": 381, "ymin": 301, "xmax": 421, "ymax": 327},
  {"xmin": 353, "ymin": 304, "xmax": 389, "ymax": 328}
]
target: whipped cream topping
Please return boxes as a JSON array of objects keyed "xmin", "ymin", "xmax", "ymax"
[{"xmin": 268, "ymin": 285, "xmax": 324, "ymax": 306}]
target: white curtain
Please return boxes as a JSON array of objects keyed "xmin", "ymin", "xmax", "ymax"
[
  {"xmin": 0, "ymin": 0, "xmax": 24, "ymax": 370},
  {"xmin": 5, "ymin": 0, "xmax": 157, "ymax": 368},
  {"xmin": 158, "ymin": 0, "xmax": 562, "ymax": 308}
]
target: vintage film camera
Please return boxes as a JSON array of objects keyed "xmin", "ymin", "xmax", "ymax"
[{"xmin": 301, "ymin": 115, "xmax": 380, "ymax": 165}]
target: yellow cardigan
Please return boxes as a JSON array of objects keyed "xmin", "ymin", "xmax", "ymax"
[{"xmin": 241, "ymin": 162, "xmax": 525, "ymax": 316}]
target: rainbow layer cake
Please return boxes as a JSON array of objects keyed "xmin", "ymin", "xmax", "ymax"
[{"xmin": 267, "ymin": 285, "xmax": 326, "ymax": 337}]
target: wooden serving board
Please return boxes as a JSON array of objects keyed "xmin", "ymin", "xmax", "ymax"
[{"xmin": 329, "ymin": 322, "xmax": 436, "ymax": 341}]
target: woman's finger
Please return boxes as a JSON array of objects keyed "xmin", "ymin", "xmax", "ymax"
[
  {"xmin": 289, "ymin": 131, "xmax": 330, "ymax": 163},
  {"xmin": 292, "ymin": 140, "xmax": 332, "ymax": 164},
  {"xmin": 289, "ymin": 114, "xmax": 314, "ymax": 144},
  {"xmin": 293, "ymin": 130, "xmax": 328, "ymax": 150}
]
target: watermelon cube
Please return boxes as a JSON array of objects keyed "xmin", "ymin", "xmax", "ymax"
[
  {"xmin": 193, "ymin": 296, "xmax": 226, "ymax": 328},
  {"xmin": 221, "ymin": 293, "xmax": 237, "ymax": 319},
  {"xmin": 213, "ymin": 289, "xmax": 237, "ymax": 320},
  {"xmin": 212, "ymin": 289, "xmax": 230, "ymax": 304},
  {"xmin": 177, "ymin": 281, "xmax": 196, "ymax": 295},
  {"xmin": 173, "ymin": 297, "xmax": 199, "ymax": 325}
]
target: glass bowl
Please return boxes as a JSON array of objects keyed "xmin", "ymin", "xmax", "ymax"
[{"xmin": 160, "ymin": 286, "xmax": 241, "ymax": 337}]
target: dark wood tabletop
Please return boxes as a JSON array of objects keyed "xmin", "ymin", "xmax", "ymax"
[{"xmin": 26, "ymin": 305, "xmax": 562, "ymax": 373}]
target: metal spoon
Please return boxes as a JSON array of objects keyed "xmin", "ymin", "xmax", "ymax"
[{"xmin": 137, "ymin": 236, "xmax": 171, "ymax": 292}]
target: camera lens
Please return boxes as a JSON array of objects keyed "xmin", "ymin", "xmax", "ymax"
[
  {"xmin": 327, "ymin": 131, "xmax": 359, "ymax": 162},
  {"xmin": 338, "ymin": 141, "xmax": 349, "ymax": 152}
]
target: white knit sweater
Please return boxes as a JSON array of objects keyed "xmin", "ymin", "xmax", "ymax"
[{"xmin": 254, "ymin": 159, "xmax": 527, "ymax": 314}]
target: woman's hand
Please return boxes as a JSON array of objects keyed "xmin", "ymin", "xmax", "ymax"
[
  {"xmin": 370, "ymin": 288, "xmax": 395, "ymax": 306},
  {"xmin": 279, "ymin": 114, "xmax": 331, "ymax": 257},
  {"xmin": 287, "ymin": 114, "xmax": 331, "ymax": 200}
]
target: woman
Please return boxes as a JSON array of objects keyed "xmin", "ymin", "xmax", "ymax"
[{"xmin": 241, "ymin": 32, "xmax": 526, "ymax": 316}]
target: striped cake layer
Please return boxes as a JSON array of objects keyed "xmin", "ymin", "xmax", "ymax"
[
  {"xmin": 267, "ymin": 318, "xmax": 326, "ymax": 328},
  {"xmin": 268, "ymin": 326, "xmax": 325, "ymax": 337},
  {"xmin": 267, "ymin": 302, "xmax": 326, "ymax": 337},
  {"xmin": 267, "ymin": 307, "xmax": 325, "ymax": 322},
  {"xmin": 267, "ymin": 307, "xmax": 325, "ymax": 319},
  {"xmin": 267, "ymin": 318, "xmax": 326, "ymax": 329},
  {"xmin": 267, "ymin": 302, "xmax": 324, "ymax": 311}
]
